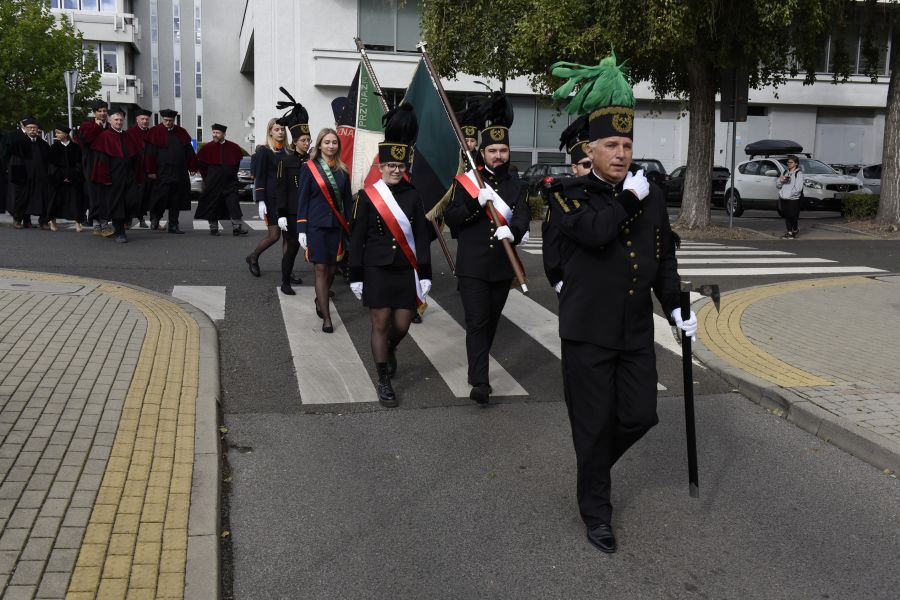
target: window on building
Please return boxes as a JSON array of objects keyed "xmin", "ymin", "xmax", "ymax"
[
  {"xmin": 63, "ymin": 0, "xmax": 79, "ymax": 9},
  {"xmin": 101, "ymin": 45, "xmax": 117, "ymax": 73},
  {"xmin": 83, "ymin": 42, "xmax": 118, "ymax": 73},
  {"xmin": 359, "ymin": 0, "xmax": 421, "ymax": 52},
  {"xmin": 819, "ymin": 16, "xmax": 892, "ymax": 76},
  {"xmin": 151, "ymin": 57, "xmax": 159, "ymax": 97},
  {"xmin": 195, "ymin": 6, "xmax": 202, "ymax": 44},
  {"xmin": 195, "ymin": 61, "xmax": 202, "ymax": 98},
  {"xmin": 174, "ymin": 59, "xmax": 181, "ymax": 98},
  {"xmin": 197, "ymin": 115, "xmax": 203, "ymax": 143},
  {"xmin": 100, "ymin": 0, "xmax": 115, "ymax": 11},
  {"xmin": 150, "ymin": 3, "xmax": 158, "ymax": 43},
  {"xmin": 173, "ymin": 3, "xmax": 181, "ymax": 43}
]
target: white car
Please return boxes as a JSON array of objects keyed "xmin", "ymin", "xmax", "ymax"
[
  {"xmin": 725, "ymin": 156, "xmax": 864, "ymax": 217},
  {"xmin": 853, "ymin": 163, "xmax": 881, "ymax": 195}
]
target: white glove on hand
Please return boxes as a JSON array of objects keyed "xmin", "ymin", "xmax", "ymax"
[
  {"xmin": 350, "ymin": 282, "xmax": 363, "ymax": 300},
  {"xmin": 623, "ymin": 169, "xmax": 650, "ymax": 201},
  {"xmin": 554, "ymin": 281, "xmax": 563, "ymax": 294},
  {"xmin": 671, "ymin": 308, "xmax": 698, "ymax": 341},
  {"xmin": 477, "ymin": 188, "xmax": 493, "ymax": 207},
  {"xmin": 277, "ymin": 217, "xmax": 288, "ymax": 231},
  {"xmin": 420, "ymin": 279, "xmax": 432, "ymax": 296},
  {"xmin": 493, "ymin": 225, "xmax": 514, "ymax": 242},
  {"xmin": 298, "ymin": 233, "xmax": 307, "ymax": 249},
  {"xmin": 519, "ymin": 231, "xmax": 530, "ymax": 246},
  {"xmin": 258, "ymin": 202, "xmax": 267, "ymax": 221}
]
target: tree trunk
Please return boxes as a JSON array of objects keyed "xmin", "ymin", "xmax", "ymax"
[
  {"xmin": 876, "ymin": 23, "xmax": 900, "ymax": 229},
  {"xmin": 675, "ymin": 59, "xmax": 716, "ymax": 229}
]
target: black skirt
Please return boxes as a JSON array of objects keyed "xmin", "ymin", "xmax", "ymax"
[
  {"xmin": 363, "ymin": 265, "xmax": 417, "ymax": 309},
  {"xmin": 307, "ymin": 225, "xmax": 342, "ymax": 265}
]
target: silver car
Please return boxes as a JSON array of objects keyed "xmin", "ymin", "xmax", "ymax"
[{"xmin": 853, "ymin": 163, "xmax": 881, "ymax": 195}]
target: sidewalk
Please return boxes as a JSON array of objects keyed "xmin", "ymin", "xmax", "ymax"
[
  {"xmin": 694, "ymin": 274, "xmax": 900, "ymax": 474},
  {"xmin": 0, "ymin": 270, "xmax": 219, "ymax": 600}
]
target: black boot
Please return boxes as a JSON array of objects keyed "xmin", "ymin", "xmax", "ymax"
[{"xmin": 375, "ymin": 363, "xmax": 397, "ymax": 407}]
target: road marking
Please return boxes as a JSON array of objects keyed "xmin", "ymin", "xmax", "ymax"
[
  {"xmin": 171, "ymin": 285, "xmax": 226, "ymax": 321},
  {"xmin": 677, "ymin": 257, "xmax": 836, "ymax": 264},
  {"xmin": 245, "ymin": 219, "xmax": 270, "ymax": 231},
  {"xmin": 677, "ymin": 250, "xmax": 794, "ymax": 255},
  {"xmin": 679, "ymin": 266, "xmax": 886, "ymax": 276},
  {"xmin": 278, "ymin": 288, "xmax": 376, "ymax": 403},
  {"xmin": 408, "ymin": 298, "xmax": 527, "ymax": 398}
]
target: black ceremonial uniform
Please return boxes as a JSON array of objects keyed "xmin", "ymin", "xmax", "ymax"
[
  {"xmin": 349, "ymin": 180, "xmax": 433, "ymax": 309},
  {"xmin": 546, "ymin": 171, "xmax": 680, "ymax": 528},
  {"xmin": 444, "ymin": 166, "xmax": 530, "ymax": 387}
]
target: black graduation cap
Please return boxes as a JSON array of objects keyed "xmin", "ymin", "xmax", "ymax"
[
  {"xmin": 108, "ymin": 106, "xmax": 126, "ymax": 117},
  {"xmin": 275, "ymin": 87, "xmax": 310, "ymax": 138},
  {"xmin": 134, "ymin": 107, "xmax": 152, "ymax": 118},
  {"xmin": 456, "ymin": 97, "xmax": 484, "ymax": 141},
  {"xmin": 21, "ymin": 117, "xmax": 39, "ymax": 127},
  {"xmin": 378, "ymin": 104, "xmax": 418, "ymax": 165},
  {"xmin": 559, "ymin": 114, "xmax": 590, "ymax": 163},
  {"xmin": 55, "ymin": 124, "xmax": 72, "ymax": 134},
  {"xmin": 476, "ymin": 91, "xmax": 514, "ymax": 149},
  {"xmin": 89, "ymin": 99, "xmax": 108, "ymax": 111},
  {"xmin": 211, "ymin": 123, "xmax": 227, "ymax": 133},
  {"xmin": 159, "ymin": 109, "xmax": 178, "ymax": 118}
]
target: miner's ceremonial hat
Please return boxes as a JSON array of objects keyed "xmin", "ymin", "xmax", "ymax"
[
  {"xmin": 559, "ymin": 114, "xmax": 590, "ymax": 163},
  {"xmin": 276, "ymin": 87, "xmax": 311, "ymax": 138},
  {"xmin": 378, "ymin": 104, "xmax": 418, "ymax": 165},
  {"xmin": 477, "ymin": 91, "xmax": 513, "ymax": 149}
]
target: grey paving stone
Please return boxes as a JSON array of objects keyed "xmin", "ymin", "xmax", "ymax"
[
  {"xmin": 20, "ymin": 537, "xmax": 53, "ymax": 562},
  {"xmin": 0, "ymin": 549, "xmax": 19, "ymax": 574},
  {"xmin": 24, "ymin": 474, "xmax": 53, "ymax": 493},
  {"xmin": 59, "ymin": 452, "xmax": 86, "ymax": 468},
  {"xmin": 46, "ymin": 480, "xmax": 76, "ymax": 500},
  {"xmin": 38, "ymin": 499, "xmax": 68, "ymax": 519},
  {"xmin": 82, "ymin": 458, "xmax": 107, "ymax": 475},
  {"xmin": 74, "ymin": 474, "xmax": 102, "ymax": 493},
  {"xmin": 9, "ymin": 559, "xmax": 44, "ymax": 586},
  {"xmin": 0, "ymin": 529, "xmax": 29, "ymax": 551},
  {"xmin": 0, "ymin": 499, "xmax": 16, "ymax": 519},
  {"xmin": 35, "ymin": 571, "xmax": 70, "ymax": 599},
  {"xmin": 52, "ymin": 527, "xmax": 83, "ymax": 549},
  {"xmin": 17, "ymin": 490, "xmax": 48, "ymax": 509},
  {"xmin": 33, "ymin": 458, "xmax": 61, "ymax": 474},
  {"xmin": 44, "ymin": 548, "xmax": 77, "ymax": 573},
  {"xmin": 3, "ymin": 584, "xmax": 38, "ymax": 599},
  {"xmin": 3, "ymin": 467, "xmax": 33, "ymax": 483},
  {"xmin": 61, "ymin": 507, "xmax": 90, "ymax": 529},
  {"xmin": 7, "ymin": 508, "xmax": 38, "ymax": 529},
  {"xmin": 13, "ymin": 453, "xmax": 40, "ymax": 468},
  {"xmin": 68, "ymin": 490, "xmax": 96, "ymax": 509},
  {"xmin": 30, "ymin": 516, "xmax": 62, "ymax": 539},
  {"xmin": 0, "ymin": 481, "xmax": 26, "ymax": 499}
]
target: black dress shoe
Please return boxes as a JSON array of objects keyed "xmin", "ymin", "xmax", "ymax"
[
  {"xmin": 586, "ymin": 523, "xmax": 617, "ymax": 554},
  {"xmin": 469, "ymin": 384, "xmax": 491, "ymax": 405},
  {"xmin": 375, "ymin": 363, "xmax": 398, "ymax": 407},
  {"xmin": 210, "ymin": 229, "xmax": 220, "ymax": 236},
  {"xmin": 290, "ymin": 274, "xmax": 303, "ymax": 285},
  {"xmin": 322, "ymin": 322, "xmax": 334, "ymax": 334},
  {"xmin": 168, "ymin": 225, "xmax": 185, "ymax": 234},
  {"xmin": 232, "ymin": 226, "xmax": 249, "ymax": 236},
  {"xmin": 245, "ymin": 255, "xmax": 260, "ymax": 277},
  {"xmin": 412, "ymin": 314, "xmax": 422, "ymax": 324},
  {"xmin": 280, "ymin": 283, "xmax": 296, "ymax": 296}
]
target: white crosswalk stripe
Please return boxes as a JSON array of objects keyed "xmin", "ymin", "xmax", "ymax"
[{"xmin": 172, "ymin": 286, "xmax": 226, "ymax": 321}]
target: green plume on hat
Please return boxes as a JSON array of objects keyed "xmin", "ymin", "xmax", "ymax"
[{"xmin": 551, "ymin": 52, "xmax": 635, "ymax": 116}]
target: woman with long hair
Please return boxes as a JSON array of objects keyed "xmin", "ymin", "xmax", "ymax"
[
  {"xmin": 297, "ymin": 128, "xmax": 351, "ymax": 333},
  {"xmin": 349, "ymin": 106, "xmax": 431, "ymax": 406},
  {"xmin": 246, "ymin": 118, "xmax": 292, "ymax": 281}
]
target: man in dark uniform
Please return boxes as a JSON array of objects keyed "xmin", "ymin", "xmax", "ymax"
[
  {"xmin": 76, "ymin": 99, "xmax": 112, "ymax": 236},
  {"xmin": 545, "ymin": 54, "xmax": 697, "ymax": 553},
  {"xmin": 146, "ymin": 108, "xmax": 197, "ymax": 234},
  {"xmin": 194, "ymin": 123, "xmax": 247, "ymax": 236},
  {"xmin": 443, "ymin": 92, "xmax": 530, "ymax": 405},
  {"xmin": 47, "ymin": 125, "xmax": 85, "ymax": 230},
  {"xmin": 125, "ymin": 107, "xmax": 153, "ymax": 228},
  {"xmin": 90, "ymin": 107, "xmax": 142, "ymax": 243},
  {"xmin": 7, "ymin": 117, "xmax": 51, "ymax": 229}
]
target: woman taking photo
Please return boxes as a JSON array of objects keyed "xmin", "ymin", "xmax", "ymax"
[
  {"xmin": 246, "ymin": 118, "xmax": 291, "ymax": 279},
  {"xmin": 349, "ymin": 105, "xmax": 431, "ymax": 407},
  {"xmin": 776, "ymin": 154, "xmax": 804, "ymax": 239},
  {"xmin": 297, "ymin": 128, "xmax": 351, "ymax": 333}
]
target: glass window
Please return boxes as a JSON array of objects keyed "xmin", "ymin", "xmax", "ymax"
[
  {"xmin": 151, "ymin": 5, "xmax": 158, "ymax": 44},
  {"xmin": 739, "ymin": 162, "xmax": 759, "ymax": 176},
  {"xmin": 151, "ymin": 56, "xmax": 159, "ymax": 97},
  {"xmin": 537, "ymin": 152, "xmax": 565, "ymax": 163},
  {"xmin": 195, "ymin": 6, "xmax": 202, "ymax": 44},
  {"xmin": 863, "ymin": 165, "xmax": 881, "ymax": 179},
  {"xmin": 101, "ymin": 44, "xmax": 117, "ymax": 73},
  {"xmin": 828, "ymin": 21, "xmax": 860, "ymax": 74},
  {"xmin": 396, "ymin": 0, "xmax": 419, "ymax": 52},
  {"xmin": 195, "ymin": 61, "xmax": 202, "ymax": 98},
  {"xmin": 671, "ymin": 167, "xmax": 684, "ymax": 178},
  {"xmin": 535, "ymin": 103, "xmax": 570, "ymax": 150},
  {"xmin": 758, "ymin": 160, "xmax": 780, "ymax": 176},
  {"xmin": 173, "ymin": 4, "xmax": 181, "ymax": 42},
  {"xmin": 64, "ymin": 0, "xmax": 79, "ymax": 9},
  {"xmin": 508, "ymin": 96, "xmax": 535, "ymax": 148},
  {"xmin": 359, "ymin": 0, "xmax": 394, "ymax": 50},
  {"xmin": 509, "ymin": 150, "xmax": 533, "ymax": 173},
  {"xmin": 50, "ymin": 0, "xmax": 62, "ymax": 8},
  {"xmin": 174, "ymin": 59, "xmax": 181, "ymax": 98},
  {"xmin": 100, "ymin": 0, "xmax": 115, "ymax": 11}
]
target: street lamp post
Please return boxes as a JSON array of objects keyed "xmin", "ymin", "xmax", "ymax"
[{"xmin": 63, "ymin": 70, "xmax": 80, "ymax": 130}]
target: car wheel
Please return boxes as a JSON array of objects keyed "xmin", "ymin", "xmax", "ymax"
[{"xmin": 726, "ymin": 190, "xmax": 744, "ymax": 217}]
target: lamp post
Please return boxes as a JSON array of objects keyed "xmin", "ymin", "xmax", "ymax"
[{"xmin": 63, "ymin": 70, "xmax": 80, "ymax": 130}]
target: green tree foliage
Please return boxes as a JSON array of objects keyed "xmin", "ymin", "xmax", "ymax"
[{"xmin": 0, "ymin": 0, "xmax": 100, "ymax": 131}]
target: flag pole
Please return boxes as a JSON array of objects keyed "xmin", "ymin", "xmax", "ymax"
[
  {"xmin": 415, "ymin": 41, "xmax": 528, "ymax": 293},
  {"xmin": 354, "ymin": 38, "xmax": 456, "ymax": 274}
]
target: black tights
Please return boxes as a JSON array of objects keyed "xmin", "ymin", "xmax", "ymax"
[
  {"xmin": 281, "ymin": 233, "xmax": 300, "ymax": 284},
  {"xmin": 315, "ymin": 264, "xmax": 337, "ymax": 327},
  {"xmin": 251, "ymin": 225, "xmax": 281, "ymax": 260},
  {"xmin": 370, "ymin": 307, "xmax": 414, "ymax": 362}
]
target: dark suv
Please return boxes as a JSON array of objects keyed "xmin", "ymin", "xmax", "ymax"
[{"xmin": 521, "ymin": 163, "xmax": 573, "ymax": 196}]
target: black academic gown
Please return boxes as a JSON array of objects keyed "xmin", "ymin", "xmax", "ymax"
[
  {"xmin": 76, "ymin": 119, "xmax": 109, "ymax": 222},
  {"xmin": 195, "ymin": 140, "xmax": 244, "ymax": 221},
  {"xmin": 8, "ymin": 136, "xmax": 51, "ymax": 220},
  {"xmin": 92, "ymin": 130, "xmax": 141, "ymax": 221},
  {"xmin": 47, "ymin": 141, "xmax": 85, "ymax": 221},
  {"xmin": 147, "ymin": 127, "xmax": 194, "ymax": 215}
]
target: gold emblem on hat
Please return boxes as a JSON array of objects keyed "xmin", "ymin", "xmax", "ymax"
[
  {"xmin": 390, "ymin": 145, "xmax": 406, "ymax": 161},
  {"xmin": 299, "ymin": 124, "xmax": 310, "ymax": 135},
  {"xmin": 489, "ymin": 127, "xmax": 505, "ymax": 142},
  {"xmin": 612, "ymin": 113, "xmax": 633, "ymax": 134},
  {"xmin": 462, "ymin": 125, "xmax": 477, "ymax": 138}
]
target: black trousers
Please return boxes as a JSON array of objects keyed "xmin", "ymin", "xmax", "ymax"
[
  {"xmin": 150, "ymin": 181, "xmax": 184, "ymax": 226},
  {"xmin": 282, "ymin": 213, "xmax": 300, "ymax": 284},
  {"xmin": 561, "ymin": 340, "xmax": 659, "ymax": 527},
  {"xmin": 782, "ymin": 198, "xmax": 800, "ymax": 232},
  {"xmin": 458, "ymin": 276, "xmax": 511, "ymax": 386}
]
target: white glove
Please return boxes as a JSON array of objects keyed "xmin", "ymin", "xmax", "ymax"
[
  {"xmin": 519, "ymin": 231, "xmax": 530, "ymax": 246},
  {"xmin": 277, "ymin": 217, "xmax": 288, "ymax": 231},
  {"xmin": 493, "ymin": 225, "xmax": 514, "ymax": 242},
  {"xmin": 554, "ymin": 281, "xmax": 563, "ymax": 294},
  {"xmin": 623, "ymin": 169, "xmax": 650, "ymax": 201},
  {"xmin": 477, "ymin": 188, "xmax": 493, "ymax": 207},
  {"xmin": 420, "ymin": 279, "xmax": 432, "ymax": 296},
  {"xmin": 351, "ymin": 282, "xmax": 363, "ymax": 300},
  {"xmin": 298, "ymin": 233, "xmax": 307, "ymax": 249},
  {"xmin": 258, "ymin": 202, "xmax": 267, "ymax": 221},
  {"xmin": 671, "ymin": 308, "xmax": 698, "ymax": 341}
]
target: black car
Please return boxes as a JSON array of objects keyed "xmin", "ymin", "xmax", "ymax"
[
  {"xmin": 521, "ymin": 163, "xmax": 573, "ymax": 196},
  {"xmin": 631, "ymin": 158, "xmax": 668, "ymax": 190},
  {"xmin": 237, "ymin": 157, "xmax": 253, "ymax": 199},
  {"xmin": 666, "ymin": 165, "xmax": 731, "ymax": 205}
]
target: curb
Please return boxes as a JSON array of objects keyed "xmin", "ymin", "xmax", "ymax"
[{"xmin": 692, "ymin": 294, "xmax": 900, "ymax": 475}]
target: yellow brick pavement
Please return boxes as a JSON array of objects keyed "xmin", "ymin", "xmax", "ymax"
[{"xmin": 0, "ymin": 270, "xmax": 198, "ymax": 600}]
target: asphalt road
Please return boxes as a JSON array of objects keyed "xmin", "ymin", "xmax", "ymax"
[{"xmin": 1, "ymin": 206, "xmax": 899, "ymax": 599}]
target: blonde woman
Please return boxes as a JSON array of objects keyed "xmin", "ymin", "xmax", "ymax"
[
  {"xmin": 297, "ymin": 128, "xmax": 351, "ymax": 333},
  {"xmin": 246, "ymin": 118, "xmax": 291, "ymax": 278}
]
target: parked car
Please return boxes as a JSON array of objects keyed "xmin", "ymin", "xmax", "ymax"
[
  {"xmin": 521, "ymin": 163, "xmax": 573, "ymax": 196},
  {"xmin": 829, "ymin": 163, "xmax": 863, "ymax": 176},
  {"xmin": 190, "ymin": 172, "xmax": 203, "ymax": 197},
  {"xmin": 631, "ymin": 158, "xmax": 668, "ymax": 189},
  {"xmin": 237, "ymin": 157, "xmax": 254, "ymax": 199},
  {"xmin": 666, "ymin": 165, "xmax": 730, "ymax": 205},
  {"xmin": 724, "ymin": 140, "xmax": 864, "ymax": 216},
  {"xmin": 853, "ymin": 163, "xmax": 881, "ymax": 195}
]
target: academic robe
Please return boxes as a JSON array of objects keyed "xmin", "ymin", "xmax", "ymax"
[
  {"xmin": 76, "ymin": 119, "xmax": 110, "ymax": 221},
  {"xmin": 8, "ymin": 136, "xmax": 51, "ymax": 220},
  {"xmin": 194, "ymin": 139, "xmax": 244, "ymax": 221},
  {"xmin": 146, "ymin": 124, "xmax": 197, "ymax": 213},
  {"xmin": 90, "ymin": 128, "xmax": 143, "ymax": 220},
  {"xmin": 125, "ymin": 126, "xmax": 153, "ymax": 214},
  {"xmin": 47, "ymin": 141, "xmax": 85, "ymax": 221}
]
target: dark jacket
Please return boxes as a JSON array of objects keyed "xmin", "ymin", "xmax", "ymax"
[
  {"xmin": 443, "ymin": 165, "xmax": 530, "ymax": 282},
  {"xmin": 546, "ymin": 172, "xmax": 681, "ymax": 350},
  {"xmin": 252, "ymin": 145, "xmax": 287, "ymax": 216},
  {"xmin": 297, "ymin": 159, "xmax": 351, "ymax": 233},
  {"xmin": 276, "ymin": 152, "xmax": 308, "ymax": 216},
  {"xmin": 348, "ymin": 179, "xmax": 433, "ymax": 283}
]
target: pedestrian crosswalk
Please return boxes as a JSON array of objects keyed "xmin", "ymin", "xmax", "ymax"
[{"xmin": 520, "ymin": 239, "xmax": 886, "ymax": 277}]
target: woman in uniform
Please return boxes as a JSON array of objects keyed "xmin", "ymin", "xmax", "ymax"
[
  {"xmin": 297, "ymin": 128, "xmax": 351, "ymax": 333},
  {"xmin": 349, "ymin": 105, "xmax": 431, "ymax": 407},
  {"xmin": 246, "ymin": 118, "xmax": 290, "ymax": 278}
]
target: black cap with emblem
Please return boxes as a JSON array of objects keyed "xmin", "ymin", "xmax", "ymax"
[
  {"xmin": 378, "ymin": 104, "xmax": 418, "ymax": 165},
  {"xmin": 476, "ymin": 91, "xmax": 513, "ymax": 149}
]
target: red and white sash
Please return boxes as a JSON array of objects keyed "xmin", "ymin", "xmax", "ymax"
[
  {"xmin": 454, "ymin": 169, "xmax": 512, "ymax": 226},
  {"xmin": 366, "ymin": 180, "xmax": 426, "ymax": 310}
]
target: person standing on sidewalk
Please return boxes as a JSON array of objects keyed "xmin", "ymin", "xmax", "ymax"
[
  {"xmin": 47, "ymin": 125, "xmax": 85, "ymax": 231},
  {"xmin": 194, "ymin": 123, "xmax": 248, "ymax": 238},
  {"xmin": 7, "ymin": 117, "xmax": 51, "ymax": 229},
  {"xmin": 146, "ymin": 109, "xmax": 197, "ymax": 234},
  {"xmin": 90, "ymin": 107, "xmax": 143, "ymax": 244},
  {"xmin": 776, "ymin": 154, "xmax": 804, "ymax": 239},
  {"xmin": 546, "ymin": 53, "xmax": 697, "ymax": 554}
]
